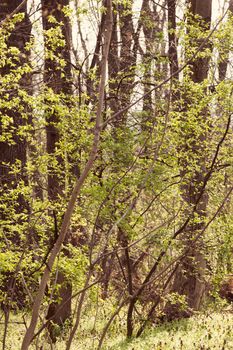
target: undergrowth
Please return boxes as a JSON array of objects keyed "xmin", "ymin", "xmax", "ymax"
[{"xmin": 0, "ymin": 310, "xmax": 232, "ymax": 349}]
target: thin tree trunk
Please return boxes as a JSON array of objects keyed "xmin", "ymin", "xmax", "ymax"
[
  {"xmin": 141, "ymin": 1, "xmax": 162, "ymax": 130},
  {"xmin": 218, "ymin": 0, "xmax": 233, "ymax": 81},
  {"xmin": 217, "ymin": 1, "xmax": 233, "ymax": 274},
  {"xmin": 167, "ymin": 0, "xmax": 179, "ymax": 79},
  {"xmin": 108, "ymin": 4, "xmax": 119, "ymax": 117},
  {"xmin": 142, "ymin": 0, "xmax": 154, "ymax": 123}
]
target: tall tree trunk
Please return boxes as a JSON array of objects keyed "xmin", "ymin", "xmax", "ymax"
[
  {"xmin": 141, "ymin": 1, "xmax": 162, "ymax": 132},
  {"xmin": 108, "ymin": 4, "xmax": 119, "ymax": 117},
  {"xmin": 0, "ymin": 0, "xmax": 31, "ymax": 296},
  {"xmin": 167, "ymin": 0, "xmax": 179, "ymax": 106},
  {"xmin": 112, "ymin": 0, "xmax": 135, "ymax": 125},
  {"xmin": 41, "ymin": 0, "xmax": 72, "ymax": 342},
  {"xmin": 164, "ymin": 0, "xmax": 212, "ymax": 320},
  {"xmin": 0, "ymin": 0, "xmax": 32, "ymax": 345},
  {"xmin": 217, "ymin": 1, "xmax": 233, "ymax": 274},
  {"xmin": 142, "ymin": 0, "xmax": 155, "ymax": 124},
  {"xmin": 167, "ymin": 0, "xmax": 179, "ymax": 79},
  {"xmin": 218, "ymin": 0, "xmax": 233, "ymax": 81},
  {"xmin": 0, "ymin": 1, "xmax": 31, "ymax": 241},
  {"xmin": 98, "ymin": 0, "xmax": 136, "ymax": 299}
]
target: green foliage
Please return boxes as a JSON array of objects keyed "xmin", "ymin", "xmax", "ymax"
[
  {"xmin": 108, "ymin": 313, "xmax": 233, "ymax": 350},
  {"xmin": 0, "ymin": 1, "xmax": 233, "ymax": 347},
  {"xmin": 0, "ymin": 312, "xmax": 232, "ymax": 349}
]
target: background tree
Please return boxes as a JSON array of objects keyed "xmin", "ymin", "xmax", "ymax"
[
  {"xmin": 0, "ymin": 0, "xmax": 32, "ymax": 346},
  {"xmin": 41, "ymin": 0, "xmax": 73, "ymax": 342},
  {"xmin": 163, "ymin": 0, "xmax": 213, "ymax": 319},
  {"xmin": 0, "ymin": 0, "xmax": 32, "ymax": 255}
]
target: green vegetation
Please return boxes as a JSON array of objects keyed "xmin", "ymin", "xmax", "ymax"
[
  {"xmin": 1, "ymin": 311, "xmax": 233, "ymax": 349},
  {"xmin": 0, "ymin": 0, "xmax": 233, "ymax": 349}
]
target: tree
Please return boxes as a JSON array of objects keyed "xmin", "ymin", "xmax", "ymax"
[
  {"xmin": 41, "ymin": 0, "xmax": 73, "ymax": 342},
  {"xmin": 164, "ymin": 0, "xmax": 212, "ymax": 319},
  {"xmin": 0, "ymin": 0, "xmax": 32, "ymax": 346}
]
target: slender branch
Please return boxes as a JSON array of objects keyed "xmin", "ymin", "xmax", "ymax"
[{"xmin": 66, "ymin": 271, "xmax": 92, "ymax": 349}]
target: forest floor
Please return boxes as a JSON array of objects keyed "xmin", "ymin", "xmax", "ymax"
[{"xmin": 0, "ymin": 310, "xmax": 232, "ymax": 349}]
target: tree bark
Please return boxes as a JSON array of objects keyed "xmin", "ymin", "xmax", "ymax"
[
  {"xmin": 163, "ymin": 0, "xmax": 212, "ymax": 320},
  {"xmin": 0, "ymin": 0, "xmax": 32, "ymax": 297},
  {"xmin": 111, "ymin": 0, "xmax": 135, "ymax": 125},
  {"xmin": 41, "ymin": 0, "xmax": 73, "ymax": 342},
  {"xmin": 218, "ymin": 0, "xmax": 233, "ymax": 81},
  {"xmin": 98, "ymin": 0, "xmax": 136, "ymax": 299},
  {"xmin": 0, "ymin": 0, "xmax": 31, "ymax": 238},
  {"xmin": 0, "ymin": 0, "xmax": 32, "ymax": 346},
  {"xmin": 167, "ymin": 0, "xmax": 179, "ymax": 79}
]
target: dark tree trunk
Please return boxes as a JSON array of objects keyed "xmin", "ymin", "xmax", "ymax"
[
  {"xmin": 41, "ymin": 0, "xmax": 73, "ymax": 342},
  {"xmin": 107, "ymin": 0, "xmax": 135, "ymax": 123},
  {"xmin": 141, "ymin": 1, "xmax": 161, "ymax": 130},
  {"xmin": 46, "ymin": 272, "xmax": 72, "ymax": 343},
  {"xmin": 142, "ymin": 0, "xmax": 155, "ymax": 122},
  {"xmin": 0, "ymin": 0, "xmax": 32, "ymax": 346},
  {"xmin": 0, "ymin": 0, "xmax": 31, "ymax": 236},
  {"xmin": 115, "ymin": 1, "xmax": 135, "ymax": 124},
  {"xmin": 0, "ymin": 0, "xmax": 32, "ymax": 296},
  {"xmin": 167, "ymin": 0, "xmax": 179, "ymax": 79},
  {"xmin": 108, "ymin": 5, "xmax": 119, "ymax": 116},
  {"xmin": 98, "ymin": 0, "xmax": 136, "ymax": 299},
  {"xmin": 42, "ymin": 0, "xmax": 72, "ymax": 199},
  {"xmin": 107, "ymin": 0, "xmax": 135, "ymax": 120},
  {"xmin": 163, "ymin": 0, "xmax": 212, "ymax": 321}
]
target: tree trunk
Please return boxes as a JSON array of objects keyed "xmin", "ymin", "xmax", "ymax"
[
  {"xmin": 41, "ymin": 0, "xmax": 73, "ymax": 342},
  {"xmin": 167, "ymin": 0, "xmax": 179, "ymax": 79},
  {"xmin": 108, "ymin": 0, "xmax": 135, "ymax": 120},
  {"xmin": 0, "ymin": 0, "xmax": 32, "ymax": 347},
  {"xmin": 0, "ymin": 0, "xmax": 32, "ymax": 304},
  {"xmin": 98, "ymin": 0, "xmax": 136, "ymax": 299},
  {"xmin": 0, "ymin": 0, "xmax": 31, "ymax": 236},
  {"xmin": 163, "ymin": 0, "xmax": 212, "ymax": 320},
  {"xmin": 218, "ymin": 0, "xmax": 233, "ymax": 81},
  {"xmin": 141, "ymin": 1, "xmax": 162, "ymax": 133}
]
